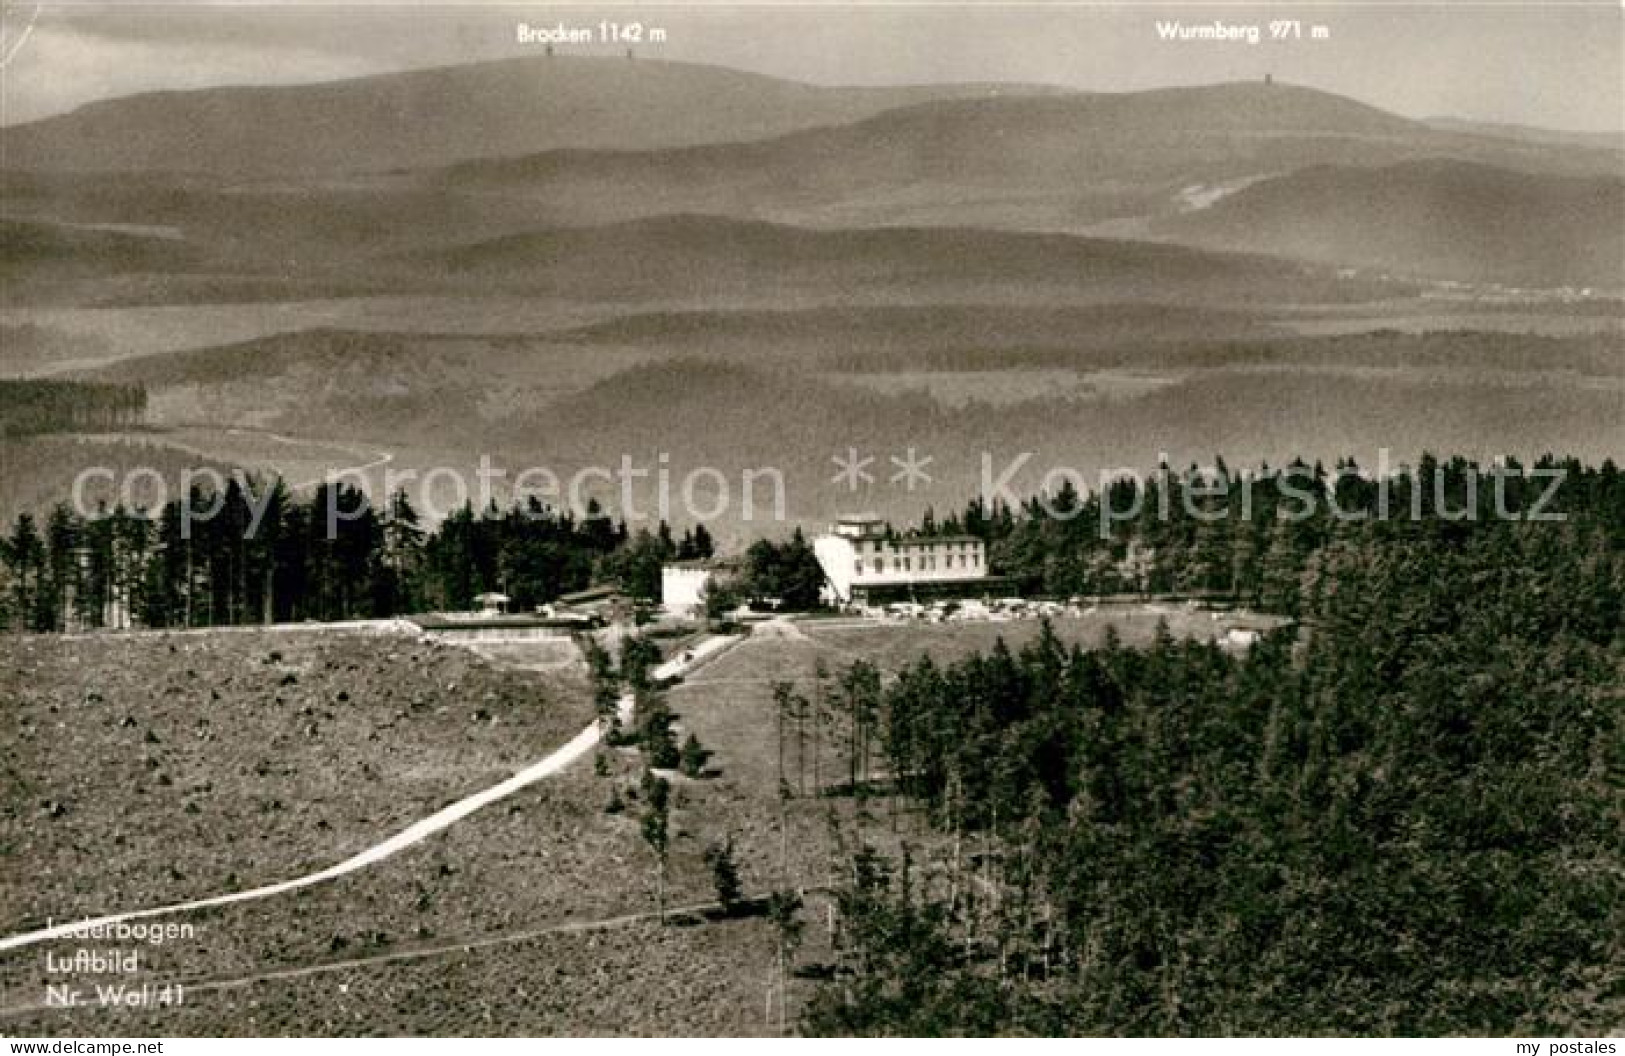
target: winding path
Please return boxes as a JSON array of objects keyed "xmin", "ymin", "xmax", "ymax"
[
  {"xmin": 222, "ymin": 427, "xmax": 395, "ymax": 489},
  {"xmin": 0, "ymin": 633, "xmax": 738, "ymax": 955},
  {"xmin": 74, "ymin": 427, "xmax": 395, "ymax": 493}
]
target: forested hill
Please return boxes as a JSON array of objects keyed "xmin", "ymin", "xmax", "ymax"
[
  {"xmin": 888, "ymin": 454, "xmax": 1623, "ymax": 614},
  {"xmin": 3, "ymin": 454, "xmax": 1620, "ymax": 637},
  {"xmin": 0, "ymin": 379, "xmax": 147, "ymax": 437}
]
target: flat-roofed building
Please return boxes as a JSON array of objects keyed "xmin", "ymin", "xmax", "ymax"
[
  {"xmin": 473, "ymin": 591, "xmax": 510, "ymax": 617},
  {"xmin": 814, "ymin": 515, "xmax": 997, "ymax": 605},
  {"xmin": 407, "ymin": 612, "xmax": 595, "ymax": 642},
  {"xmin": 551, "ymin": 585, "xmax": 634, "ymax": 624}
]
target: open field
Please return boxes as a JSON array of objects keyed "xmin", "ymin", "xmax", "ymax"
[
  {"xmin": 795, "ymin": 605, "xmax": 1282, "ymax": 671},
  {"xmin": 0, "ymin": 629, "xmax": 810, "ymax": 1035},
  {"xmin": 0, "ymin": 746, "xmax": 786, "ymax": 1034},
  {"xmin": 829, "ymin": 368, "xmax": 1181, "ymax": 406},
  {"xmin": 0, "ymin": 628, "xmax": 593, "ymax": 929}
]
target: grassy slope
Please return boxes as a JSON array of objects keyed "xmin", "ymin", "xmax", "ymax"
[
  {"xmin": 0, "ymin": 437, "xmax": 242, "ymax": 528},
  {"xmin": 1160, "ymin": 160, "xmax": 1625, "ymax": 287},
  {"xmin": 386, "ymin": 215, "xmax": 1401, "ymax": 307}
]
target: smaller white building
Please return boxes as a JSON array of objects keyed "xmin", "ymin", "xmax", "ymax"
[
  {"xmin": 661, "ymin": 560, "xmax": 736, "ymax": 617},
  {"xmin": 1225, "ymin": 627, "xmax": 1263, "ymax": 648}
]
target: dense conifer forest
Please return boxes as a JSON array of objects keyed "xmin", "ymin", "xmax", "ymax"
[
  {"xmin": 0, "ymin": 379, "xmax": 147, "ymax": 437},
  {"xmin": 798, "ymin": 457, "xmax": 1624, "ymax": 1035},
  {"xmin": 0, "ymin": 484, "xmax": 727, "ymax": 630}
]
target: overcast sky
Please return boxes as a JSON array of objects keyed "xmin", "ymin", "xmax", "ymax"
[{"xmin": 2, "ymin": 2, "xmax": 1621, "ymax": 132}]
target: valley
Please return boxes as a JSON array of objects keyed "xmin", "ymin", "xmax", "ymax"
[{"xmin": 4, "ymin": 63, "xmax": 1618, "ymax": 532}]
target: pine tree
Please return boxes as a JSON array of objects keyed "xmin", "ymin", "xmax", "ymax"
[
  {"xmin": 702, "ymin": 836, "xmax": 744, "ymax": 915},
  {"xmin": 5, "ymin": 514, "xmax": 45, "ymax": 631},
  {"xmin": 1257, "ymin": 514, "xmax": 1302, "ymax": 616},
  {"xmin": 640, "ymin": 772, "xmax": 671, "ymax": 923},
  {"xmin": 680, "ymin": 732, "xmax": 708, "ymax": 778},
  {"xmin": 44, "ymin": 504, "xmax": 82, "ymax": 632},
  {"xmin": 380, "ymin": 488, "xmax": 425, "ymax": 614}
]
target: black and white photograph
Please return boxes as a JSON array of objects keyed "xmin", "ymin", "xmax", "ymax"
[{"xmin": 0, "ymin": 0, "xmax": 1621, "ymax": 1041}]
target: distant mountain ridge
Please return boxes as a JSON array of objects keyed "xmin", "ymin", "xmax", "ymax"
[
  {"xmin": 0, "ymin": 56, "xmax": 1061, "ymax": 176},
  {"xmin": 3, "ymin": 60, "xmax": 1620, "ymax": 295},
  {"xmin": 427, "ymin": 81, "xmax": 1624, "ymax": 231},
  {"xmin": 6, "ymin": 60, "xmax": 1615, "ymax": 195}
]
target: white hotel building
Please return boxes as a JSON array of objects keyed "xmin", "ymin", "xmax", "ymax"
[{"xmin": 814, "ymin": 516, "xmax": 996, "ymax": 605}]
